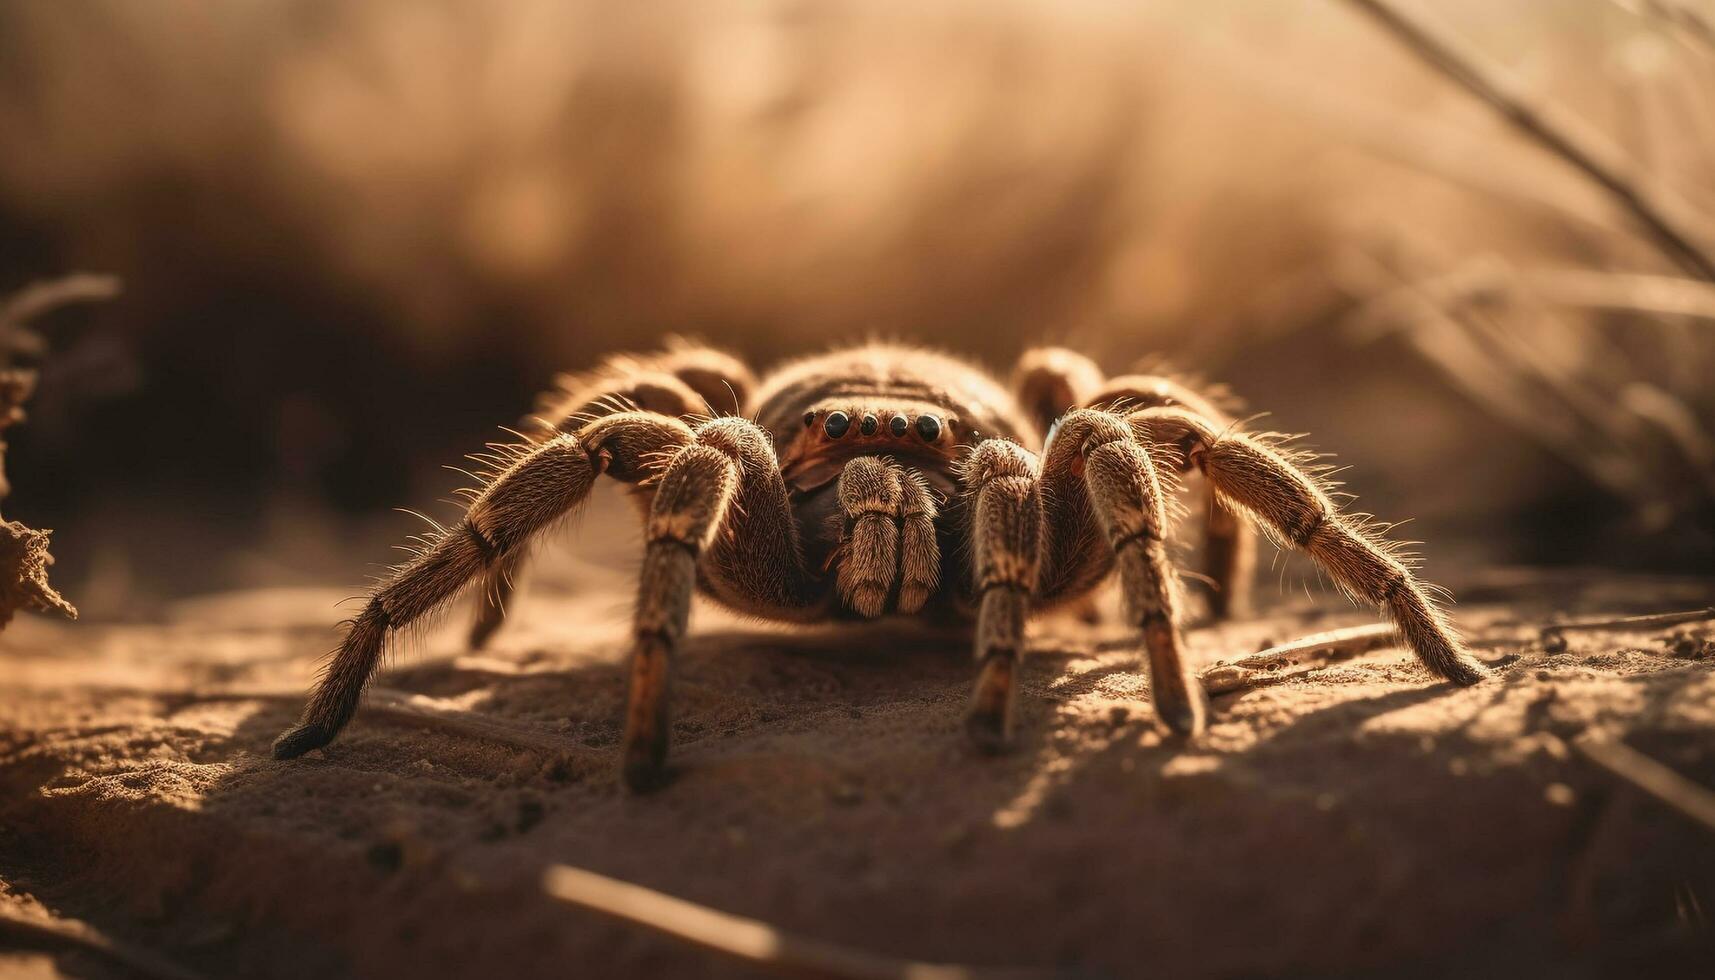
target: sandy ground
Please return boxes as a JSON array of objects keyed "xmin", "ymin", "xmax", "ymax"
[{"xmin": 2, "ymin": 500, "xmax": 1713, "ymax": 978}]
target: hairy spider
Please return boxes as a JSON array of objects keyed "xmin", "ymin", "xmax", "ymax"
[{"xmin": 273, "ymin": 341, "xmax": 1487, "ymax": 789}]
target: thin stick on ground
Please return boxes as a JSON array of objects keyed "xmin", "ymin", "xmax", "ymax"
[
  {"xmin": 0, "ymin": 898, "xmax": 202, "ymax": 980},
  {"xmin": 1573, "ymin": 731, "xmax": 1715, "ymax": 834},
  {"xmin": 1542, "ymin": 606, "xmax": 1715, "ymax": 650},
  {"xmin": 0, "ymin": 272, "xmax": 119, "ymax": 629},
  {"xmin": 1340, "ymin": 0, "xmax": 1715, "ymax": 281},
  {"xmin": 543, "ymin": 864, "xmax": 1071, "ymax": 980},
  {"xmin": 1199, "ymin": 623, "xmax": 1403, "ymax": 695}
]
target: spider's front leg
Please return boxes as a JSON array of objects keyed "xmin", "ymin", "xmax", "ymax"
[
  {"xmin": 620, "ymin": 416, "xmax": 818, "ymax": 791},
  {"xmin": 1132, "ymin": 406, "xmax": 1489, "ymax": 687},
  {"xmin": 960, "ymin": 439, "xmax": 1043, "ymax": 750},
  {"xmin": 272, "ymin": 411, "xmax": 695, "ymax": 761},
  {"xmin": 960, "ymin": 413, "xmax": 1207, "ymax": 748},
  {"xmin": 1054, "ymin": 410, "xmax": 1206, "ymax": 734}
]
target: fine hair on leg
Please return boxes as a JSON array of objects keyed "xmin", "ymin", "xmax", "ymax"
[
  {"xmin": 1131, "ymin": 406, "xmax": 1488, "ymax": 687},
  {"xmin": 273, "ymin": 412, "xmax": 695, "ymax": 760},
  {"xmin": 1049, "ymin": 409, "xmax": 1206, "ymax": 735},
  {"xmin": 959, "ymin": 438, "xmax": 1042, "ymax": 751}
]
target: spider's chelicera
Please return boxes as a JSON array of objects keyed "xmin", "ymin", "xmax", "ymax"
[{"xmin": 274, "ymin": 342, "xmax": 1487, "ymax": 790}]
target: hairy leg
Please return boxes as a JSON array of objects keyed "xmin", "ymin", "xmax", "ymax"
[
  {"xmin": 621, "ymin": 426, "xmax": 746, "ymax": 791},
  {"xmin": 1089, "ymin": 373, "xmax": 1256, "ymax": 620},
  {"xmin": 1013, "ymin": 346, "xmax": 1104, "ymax": 438},
  {"xmin": 959, "ymin": 439, "xmax": 1042, "ymax": 750},
  {"xmin": 273, "ymin": 412, "xmax": 694, "ymax": 760},
  {"xmin": 469, "ymin": 343, "xmax": 757, "ymax": 647},
  {"xmin": 1049, "ymin": 410, "xmax": 1205, "ymax": 734},
  {"xmin": 1132, "ymin": 406, "xmax": 1488, "ymax": 686},
  {"xmin": 467, "ymin": 556, "xmax": 518, "ymax": 650},
  {"xmin": 1014, "ymin": 348, "xmax": 1256, "ymax": 620},
  {"xmin": 531, "ymin": 341, "xmax": 757, "ymax": 437},
  {"xmin": 692, "ymin": 418, "xmax": 824, "ymax": 618}
]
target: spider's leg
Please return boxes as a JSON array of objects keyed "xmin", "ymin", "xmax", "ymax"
[
  {"xmin": 467, "ymin": 555, "xmax": 518, "ymax": 650},
  {"xmin": 1132, "ymin": 406, "xmax": 1488, "ymax": 686},
  {"xmin": 692, "ymin": 418, "xmax": 823, "ymax": 618},
  {"xmin": 471, "ymin": 342, "xmax": 757, "ymax": 649},
  {"xmin": 1013, "ymin": 346, "xmax": 1105, "ymax": 437},
  {"xmin": 1089, "ymin": 374, "xmax": 1256, "ymax": 621},
  {"xmin": 959, "ymin": 438, "xmax": 1043, "ymax": 751},
  {"xmin": 1050, "ymin": 410, "xmax": 1205, "ymax": 734},
  {"xmin": 273, "ymin": 412, "xmax": 695, "ymax": 760},
  {"xmin": 621, "ymin": 418, "xmax": 776, "ymax": 791}
]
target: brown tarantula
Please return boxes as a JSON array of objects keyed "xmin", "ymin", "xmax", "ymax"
[{"xmin": 274, "ymin": 341, "xmax": 1487, "ymax": 789}]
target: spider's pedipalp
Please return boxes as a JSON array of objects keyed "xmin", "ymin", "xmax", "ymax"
[
  {"xmin": 1132, "ymin": 406, "xmax": 1488, "ymax": 687},
  {"xmin": 835, "ymin": 457, "xmax": 902, "ymax": 618},
  {"xmin": 896, "ymin": 468, "xmax": 940, "ymax": 614}
]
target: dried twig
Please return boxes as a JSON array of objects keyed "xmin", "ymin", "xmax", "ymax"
[
  {"xmin": 0, "ymin": 274, "xmax": 122, "ymax": 340},
  {"xmin": 543, "ymin": 864, "xmax": 1070, "ymax": 980},
  {"xmin": 1541, "ymin": 606, "xmax": 1715, "ymax": 650},
  {"xmin": 1573, "ymin": 731, "xmax": 1715, "ymax": 833},
  {"xmin": 0, "ymin": 898, "xmax": 202, "ymax": 980},
  {"xmin": 1200, "ymin": 623, "xmax": 1402, "ymax": 694},
  {"xmin": 1340, "ymin": 0, "xmax": 1715, "ymax": 281},
  {"xmin": 0, "ymin": 272, "xmax": 119, "ymax": 629}
]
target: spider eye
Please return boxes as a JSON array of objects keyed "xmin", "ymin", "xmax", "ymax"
[
  {"xmin": 803, "ymin": 411, "xmax": 816, "ymax": 428},
  {"xmin": 888, "ymin": 414, "xmax": 909, "ymax": 438},
  {"xmin": 859, "ymin": 414, "xmax": 878, "ymax": 436},
  {"xmin": 914, "ymin": 414, "xmax": 942, "ymax": 442},
  {"xmin": 823, "ymin": 411, "xmax": 851, "ymax": 438}
]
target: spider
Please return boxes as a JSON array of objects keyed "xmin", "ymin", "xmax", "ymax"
[{"xmin": 273, "ymin": 341, "xmax": 1487, "ymax": 789}]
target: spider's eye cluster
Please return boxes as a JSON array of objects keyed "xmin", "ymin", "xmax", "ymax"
[{"xmin": 809, "ymin": 410, "xmax": 945, "ymax": 443}]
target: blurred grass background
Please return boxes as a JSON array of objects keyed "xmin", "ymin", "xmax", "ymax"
[{"xmin": 0, "ymin": 0, "xmax": 1711, "ymax": 618}]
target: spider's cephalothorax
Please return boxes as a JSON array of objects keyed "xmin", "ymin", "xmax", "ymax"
[{"xmin": 274, "ymin": 341, "xmax": 1487, "ymax": 789}]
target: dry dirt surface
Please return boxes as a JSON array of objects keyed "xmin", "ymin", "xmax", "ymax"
[{"xmin": 1, "ymin": 531, "xmax": 1713, "ymax": 977}]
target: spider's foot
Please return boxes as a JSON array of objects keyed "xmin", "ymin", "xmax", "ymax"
[
  {"xmin": 272, "ymin": 721, "xmax": 335, "ymax": 760},
  {"xmin": 1441, "ymin": 657, "xmax": 1491, "ymax": 687},
  {"xmin": 467, "ymin": 614, "xmax": 502, "ymax": 651},
  {"xmin": 1419, "ymin": 629, "xmax": 1490, "ymax": 686},
  {"xmin": 1151, "ymin": 676, "xmax": 1208, "ymax": 738},
  {"xmin": 964, "ymin": 653, "xmax": 1016, "ymax": 755},
  {"xmin": 620, "ymin": 741, "xmax": 671, "ymax": 794}
]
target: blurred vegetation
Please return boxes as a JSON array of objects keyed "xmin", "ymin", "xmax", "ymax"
[{"xmin": 0, "ymin": 0, "xmax": 1710, "ymax": 613}]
